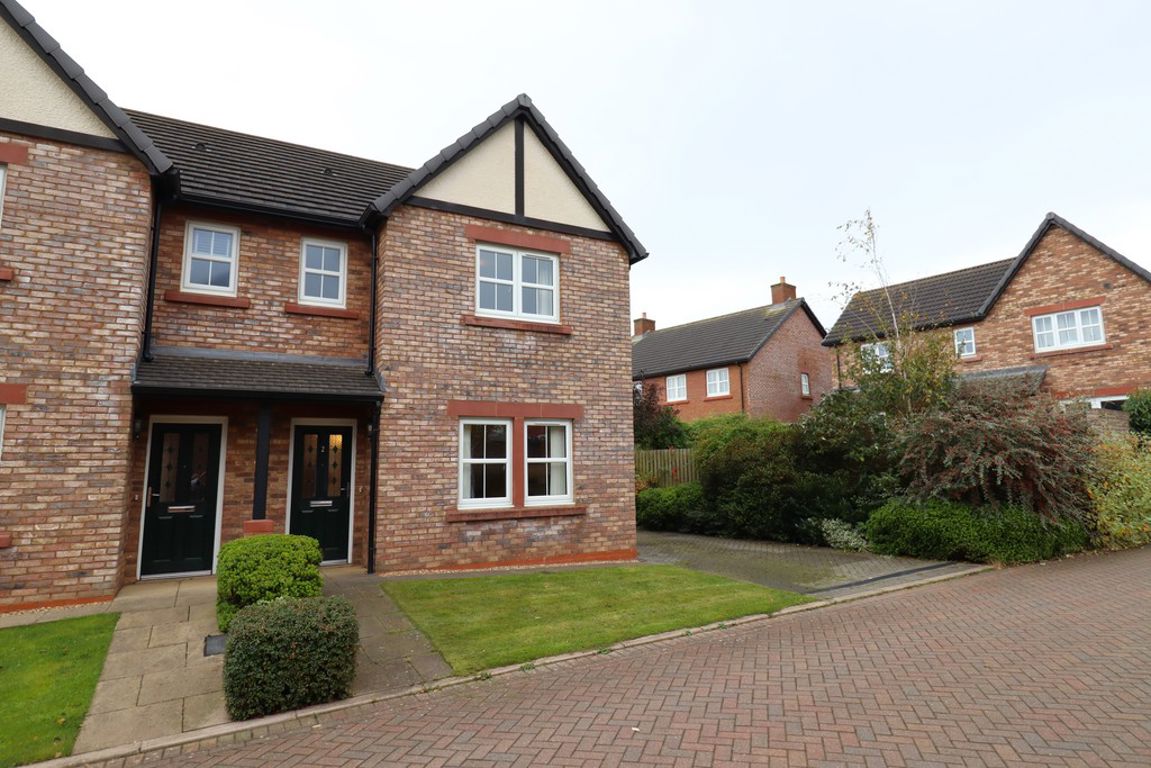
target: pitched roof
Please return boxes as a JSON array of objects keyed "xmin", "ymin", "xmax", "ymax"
[
  {"xmin": 632, "ymin": 299, "xmax": 823, "ymax": 379},
  {"xmin": 824, "ymin": 212, "xmax": 1151, "ymax": 346},
  {"xmin": 133, "ymin": 353, "xmax": 384, "ymax": 400},
  {"xmin": 0, "ymin": 0, "xmax": 171, "ymax": 174},
  {"xmin": 125, "ymin": 110, "xmax": 413, "ymax": 226},
  {"xmin": 365, "ymin": 94, "xmax": 649, "ymax": 264}
]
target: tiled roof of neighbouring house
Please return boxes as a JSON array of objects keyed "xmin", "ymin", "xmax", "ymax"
[
  {"xmin": 824, "ymin": 212, "xmax": 1151, "ymax": 346},
  {"xmin": 133, "ymin": 352, "xmax": 384, "ymax": 400},
  {"xmin": 632, "ymin": 299, "xmax": 824, "ymax": 379},
  {"xmin": 125, "ymin": 110, "xmax": 413, "ymax": 225}
]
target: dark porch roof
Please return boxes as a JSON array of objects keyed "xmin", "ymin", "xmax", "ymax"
[
  {"xmin": 133, "ymin": 353, "xmax": 384, "ymax": 401},
  {"xmin": 958, "ymin": 364, "xmax": 1048, "ymax": 395}
]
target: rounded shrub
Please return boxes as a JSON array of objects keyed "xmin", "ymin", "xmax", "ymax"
[
  {"xmin": 1123, "ymin": 389, "xmax": 1151, "ymax": 437},
  {"xmin": 635, "ymin": 482, "xmax": 706, "ymax": 532},
  {"xmin": 216, "ymin": 534, "xmax": 322, "ymax": 633},
  {"xmin": 223, "ymin": 595, "xmax": 358, "ymax": 720}
]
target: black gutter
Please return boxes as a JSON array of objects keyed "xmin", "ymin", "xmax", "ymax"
[
  {"xmin": 175, "ymin": 193, "xmax": 365, "ymax": 231},
  {"xmin": 129, "ymin": 386, "xmax": 382, "ymax": 402},
  {"xmin": 140, "ymin": 195, "xmax": 165, "ymax": 362},
  {"xmin": 367, "ymin": 399, "xmax": 381, "ymax": 573}
]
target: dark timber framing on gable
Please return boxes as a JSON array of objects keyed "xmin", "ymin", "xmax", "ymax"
[{"xmin": 514, "ymin": 118, "xmax": 526, "ymax": 217}]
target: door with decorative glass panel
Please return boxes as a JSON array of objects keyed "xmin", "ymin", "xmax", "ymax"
[
  {"xmin": 141, "ymin": 423, "xmax": 222, "ymax": 576},
  {"xmin": 289, "ymin": 425, "xmax": 352, "ymax": 563}
]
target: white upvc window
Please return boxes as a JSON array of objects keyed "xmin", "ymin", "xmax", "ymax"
[
  {"xmin": 665, "ymin": 374, "xmax": 687, "ymax": 402},
  {"xmin": 801, "ymin": 372, "xmax": 811, "ymax": 397},
  {"xmin": 1032, "ymin": 307, "xmax": 1105, "ymax": 352},
  {"xmin": 954, "ymin": 327, "xmax": 976, "ymax": 357},
  {"xmin": 476, "ymin": 245, "xmax": 559, "ymax": 322},
  {"xmin": 525, "ymin": 420, "xmax": 573, "ymax": 505},
  {"xmin": 299, "ymin": 239, "xmax": 347, "ymax": 307},
  {"xmin": 0, "ymin": 165, "xmax": 7, "ymax": 230},
  {"xmin": 860, "ymin": 341, "xmax": 893, "ymax": 371},
  {"xmin": 459, "ymin": 419, "xmax": 511, "ymax": 509},
  {"xmin": 706, "ymin": 368, "xmax": 730, "ymax": 397},
  {"xmin": 182, "ymin": 222, "xmax": 240, "ymax": 296},
  {"xmin": 0, "ymin": 405, "xmax": 6, "ymax": 463}
]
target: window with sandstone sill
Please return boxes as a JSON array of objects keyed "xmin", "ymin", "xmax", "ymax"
[
  {"xmin": 954, "ymin": 327, "xmax": 976, "ymax": 357},
  {"xmin": 0, "ymin": 165, "xmax": 7, "ymax": 230},
  {"xmin": 525, "ymin": 420, "xmax": 572, "ymax": 505},
  {"xmin": 1031, "ymin": 307, "xmax": 1104, "ymax": 352},
  {"xmin": 475, "ymin": 244, "xmax": 559, "ymax": 323},
  {"xmin": 458, "ymin": 419, "xmax": 511, "ymax": 509},
  {"xmin": 801, "ymin": 372, "xmax": 811, "ymax": 397},
  {"xmin": 299, "ymin": 238, "xmax": 347, "ymax": 308},
  {"xmin": 182, "ymin": 221, "xmax": 240, "ymax": 296},
  {"xmin": 0, "ymin": 405, "xmax": 6, "ymax": 463},
  {"xmin": 665, "ymin": 374, "xmax": 687, "ymax": 402},
  {"xmin": 706, "ymin": 368, "xmax": 730, "ymax": 397}
]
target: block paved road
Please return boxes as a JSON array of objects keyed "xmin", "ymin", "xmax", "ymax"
[{"xmin": 167, "ymin": 548, "xmax": 1151, "ymax": 767}]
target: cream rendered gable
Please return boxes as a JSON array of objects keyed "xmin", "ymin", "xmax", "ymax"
[
  {"xmin": 415, "ymin": 119, "xmax": 611, "ymax": 233},
  {"xmin": 0, "ymin": 21, "xmax": 116, "ymax": 138}
]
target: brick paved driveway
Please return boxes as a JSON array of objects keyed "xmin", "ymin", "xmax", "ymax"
[{"xmin": 165, "ymin": 548, "xmax": 1151, "ymax": 767}]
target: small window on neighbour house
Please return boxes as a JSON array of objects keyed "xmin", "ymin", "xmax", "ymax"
[
  {"xmin": 300, "ymin": 239, "xmax": 347, "ymax": 307},
  {"xmin": 1032, "ymin": 307, "xmax": 1105, "ymax": 352},
  {"xmin": 706, "ymin": 368, "xmax": 730, "ymax": 397},
  {"xmin": 860, "ymin": 342, "xmax": 893, "ymax": 372},
  {"xmin": 801, "ymin": 372, "xmax": 811, "ymax": 397},
  {"xmin": 476, "ymin": 245, "xmax": 559, "ymax": 322},
  {"xmin": 182, "ymin": 222, "xmax": 240, "ymax": 295},
  {"xmin": 665, "ymin": 374, "xmax": 687, "ymax": 402},
  {"xmin": 954, "ymin": 327, "xmax": 976, "ymax": 357}
]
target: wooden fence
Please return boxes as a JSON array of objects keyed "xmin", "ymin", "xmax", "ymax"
[{"xmin": 635, "ymin": 448, "xmax": 698, "ymax": 487}]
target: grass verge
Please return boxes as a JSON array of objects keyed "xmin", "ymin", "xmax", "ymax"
[
  {"xmin": 382, "ymin": 565, "xmax": 810, "ymax": 674},
  {"xmin": 0, "ymin": 613, "xmax": 119, "ymax": 767}
]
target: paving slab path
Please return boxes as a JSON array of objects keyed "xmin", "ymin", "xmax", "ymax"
[{"xmin": 157, "ymin": 547, "xmax": 1151, "ymax": 768}]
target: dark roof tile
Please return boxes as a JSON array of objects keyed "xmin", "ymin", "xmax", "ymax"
[{"xmin": 133, "ymin": 355, "xmax": 383, "ymax": 400}]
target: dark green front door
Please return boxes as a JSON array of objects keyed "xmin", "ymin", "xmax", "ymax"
[
  {"xmin": 141, "ymin": 423, "xmax": 222, "ymax": 576},
  {"xmin": 289, "ymin": 425, "xmax": 352, "ymax": 562}
]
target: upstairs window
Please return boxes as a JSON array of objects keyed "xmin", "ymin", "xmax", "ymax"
[
  {"xmin": 299, "ymin": 239, "xmax": 347, "ymax": 307},
  {"xmin": 706, "ymin": 368, "xmax": 730, "ymax": 397},
  {"xmin": 1032, "ymin": 307, "xmax": 1105, "ymax": 352},
  {"xmin": 665, "ymin": 374, "xmax": 687, "ymax": 402},
  {"xmin": 860, "ymin": 342, "xmax": 893, "ymax": 372},
  {"xmin": 476, "ymin": 245, "xmax": 558, "ymax": 322},
  {"xmin": 954, "ymin": 327, "xmax": 976, "ymax": 357},
  {"xmin": 182, "ymin": 222, "xmax": 239, "ymax": 295}
]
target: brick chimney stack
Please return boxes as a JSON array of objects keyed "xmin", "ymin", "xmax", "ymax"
[
  {"xmin": 633, "ymin": 312, "xmax": 655, "ymax": 337},
  {"xmin": 771, "ymin": 276, "xmax": 797, "ymax": 304}
]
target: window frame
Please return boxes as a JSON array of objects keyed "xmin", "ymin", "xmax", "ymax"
[
  {"xmin": 298, "ymin": 238, "xmax": 348, "ymax": 308},
  {"xmin": 860, "ymin": 341, "xmax": 893, "ymax": 372},
  {"xmin": 0, "ymin": 405, "xmax": 6, "ymax": 464},
  {"xmin": 474, "ymin": 244, "xmax": 560, "ymax": 323},
  {"xmin": 953, "ymin": 327, "xmax": 977, "ymax": 357},
  {"xmin": 665, "ymin": 374, "xmax": 687, "ymax": 402},
  {"xmin": 0, "ymin": 165, "xmax": 7, "ymax": 230},
  {"xmin": 523, "ymin": 419, "xmax": 574, "ymax": 506},
  {"xmin": 1031, "ymin": 306, "xmax": 1106, "ymax": 352},
  {"xmin": 706, "ymin": 367, "xmax": 730, "ymax": 397},
  {"xmin": 181, "ymin": 221, "xmax": 241, "ymax": 297},
  {"xmin": 458, "ymin": 418, "xmax": 513, "ymax": 510},
  {"xmin": 800, "ymin": 372, "xmax": 811, "ymax": 397}
]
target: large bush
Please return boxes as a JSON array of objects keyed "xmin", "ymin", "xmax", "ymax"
[
  {"xmin": 216, "ymin": 534, "xmax": 323, "ymax": 633},
  {"xmin": 899, "ymin": 385, "xmax": 1097, "ymax": 524},
  {"xmin": 223, "ymin": 596, "xmax": 358, "ymax": 720},
  {"xmin": 1089, "ymin": 437, "xmax": 1151, "ymax": 550},
  {"xmin": 1123, "ymin": 389, "xmax": 1151, "ymax": 438},
  {"xmin": 635, "ymin": 482, "xmax": 708, "ymax": 532},
  {"xmin": 866, "ymin": 499, "xmax": 1088, "ymax": 564},
  {"xmin": 633, "ymin": 384, "xmax": 688, "ymax": 449}
]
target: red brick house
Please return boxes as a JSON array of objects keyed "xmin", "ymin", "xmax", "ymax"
[
  {"xmin": 0, "ymin": 0, "xmax": 645, "ymax": 609},
  {"xmin": 631, "ymin": 279, "xmax": 832, "ymax": 422},
  {"xmin": 825, "ymin": 212, "xmax": 1151, "ymax": 408}
]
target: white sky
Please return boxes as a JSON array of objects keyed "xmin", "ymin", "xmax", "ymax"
[{"xmin": 25, "ymin": 0, "xmax": 1151, "ymax": 331}]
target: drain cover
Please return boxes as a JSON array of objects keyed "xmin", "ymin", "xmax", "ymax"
[{"xmin": 203, "ymin": 634, "xmax": 227, "ymax": 656}]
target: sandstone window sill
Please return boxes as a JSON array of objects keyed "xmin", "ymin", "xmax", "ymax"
[
  {"xmin": 958, "ymin": 354, "xmax": 984, "ymax": 363},
  {"xmin": 0, "ymin": 267, "xmax": 14, "ymax": 282},
  {"xmin": 446, "ymin": 504, "xmax": 587, "ymax": 523},
  {"xmin": 284, "ymin": 302, "xmax": 359, "ymax": 320},
  {"xmin": 704, "ymin": 394, "xmax": 734, "ymax": 402},
  {"xmin": 1030, "ymin": 343, "xmax": 1114, "ymax": 359},
  {"xmin": 461, "ymin": 314, "xmax": 573, "ymax": 335},
  {"xmin": 164, "ymin": 290, "xmax": 251, "ymax": 309}
]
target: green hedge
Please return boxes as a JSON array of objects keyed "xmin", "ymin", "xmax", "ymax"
[
  {"xmin": 216, "ymin": 534, "xmax": 322, "ymax": 633},
  {"xmin": 865, "ymin": 499, "xmax": 1088, "ymax": 564},
  {"xmin": 635, "ymin": 482, "xmax": 707, "ymax": 532},
  {"xmin": 223, "ymin": 596, "xmax": 358, "ymax": 720}
]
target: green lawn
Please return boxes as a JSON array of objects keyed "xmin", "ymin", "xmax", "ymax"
[
  {"xmin": 382, "ymin": 565, "xmax": 810, "ymax": 674},
  {"xmin": 0, "ymin": 613, "xmax": 118, "ymax": 767}
]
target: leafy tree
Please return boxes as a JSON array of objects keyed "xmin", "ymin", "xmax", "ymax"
[
  {"xmin": 1123, "ymin": 389, "xmax": 1151, "ymax": 437},
  {"xmin": 632, "ymin": 383, "xmax": 688, "ymax": 449}
]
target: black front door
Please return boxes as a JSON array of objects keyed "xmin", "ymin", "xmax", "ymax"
[
  {"xmin": 141, "ymin": 423, "xmax": 222, "ymax": 576},
  {"xmin": 289, "ymin": 425, "xmax": 352, "ymax": 562}
]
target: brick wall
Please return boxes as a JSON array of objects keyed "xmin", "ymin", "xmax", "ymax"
[
  {"xmin": 641, "ymin": 366, "xmax": 746, "ymax": 422},
  {"xmin": 956, "ymin": 227, "xmax": 1151, "ymax": 398},
  {"xmin": 151, "ymin": 205, "xmax": 372, "ymax": 360},
  {"xmin": 746, "ymin": 308, "xmax": 833, "ymax": 421},
  {"xmin": 0, "ymin": 133, "xmax": 152, "ymax": 608},
  {"xmin": 373, "ymin": 205, "xmax": 636, "ymax": 571}
]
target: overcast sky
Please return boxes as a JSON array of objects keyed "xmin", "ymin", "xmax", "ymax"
[{"xmin": 27, "ymin": 0, "xmax": 1151, "ymax": 331}]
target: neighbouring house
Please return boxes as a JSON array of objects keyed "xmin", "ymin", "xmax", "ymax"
[
  {"xmin": 0, "ymin": 0, "xmax": 646, "ymax": 610},
  {"xmin": 824, "ymin": 212, "xmax": 1151, "ymax": 409},
  {"xmin": 631, "ymin": 278, "xmax": 832, "ymax": 422}
]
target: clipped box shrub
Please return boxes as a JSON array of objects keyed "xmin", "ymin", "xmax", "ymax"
[
  {"xmin": 866, "ymin": 499, "xmax": 1087, "ymax": 565},
  {"xmin": 635, "ymin": 482, "xmax": 706, "ymax": 532},
  {"xmin": 216, "ymin": 534, "xmax": 322, "ymax": 633},
  {"xmin": 223, "ymin": 595, "xmax": 358, "ymax": 720}
]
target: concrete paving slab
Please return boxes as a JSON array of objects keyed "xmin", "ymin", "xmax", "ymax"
[
  {"xmin": 138, "ymin": 666, "xmax": 223, "ymax": 705},
  {"xmin": 187, "ymin": 603, "xmax": 218, "ymax": 626},
  {"xmin": 407, "ymin": 651, "xmax": 453, "ymax": 681},
  {"xmin": 107, "ymin": 626, "xmax": 151, "ymax": 654},
  {"xmin": 183, "ymin": 691, "xmax": 228, "ymax": 732},
  {"xmin": 115, "ymin": 605, "xmax": 190, "ymax": 629},
  {"xmin": 100, "ymin": 644, "xmax": 188, "ymax": 679},
  {"xmin": 72, "ymin": 699, "xmax": 183, "ymax": 753},
  {"xmin": 87, "ymin": 676, "xmax": 142, "ymax": 714}
]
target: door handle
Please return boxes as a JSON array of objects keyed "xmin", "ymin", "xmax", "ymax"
[
  {"xmin": 146, "ymin": 486, "xmax": 160, "ymax": 509},
  {"xmin": 309, "ymin": 500, "xmax": 333, "ymax": 508}
]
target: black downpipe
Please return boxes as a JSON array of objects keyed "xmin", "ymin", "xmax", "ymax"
[
  {"xmin": 367, "ymin": 399, "xmax": 381, "ymax": 573},
  {"xmin": 140, "ymin": 196, "xmax": 165, "ymax": 362},
  {"xmin": 366, "ymin": 227, "xmax": 379, "ymax": 376}
]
